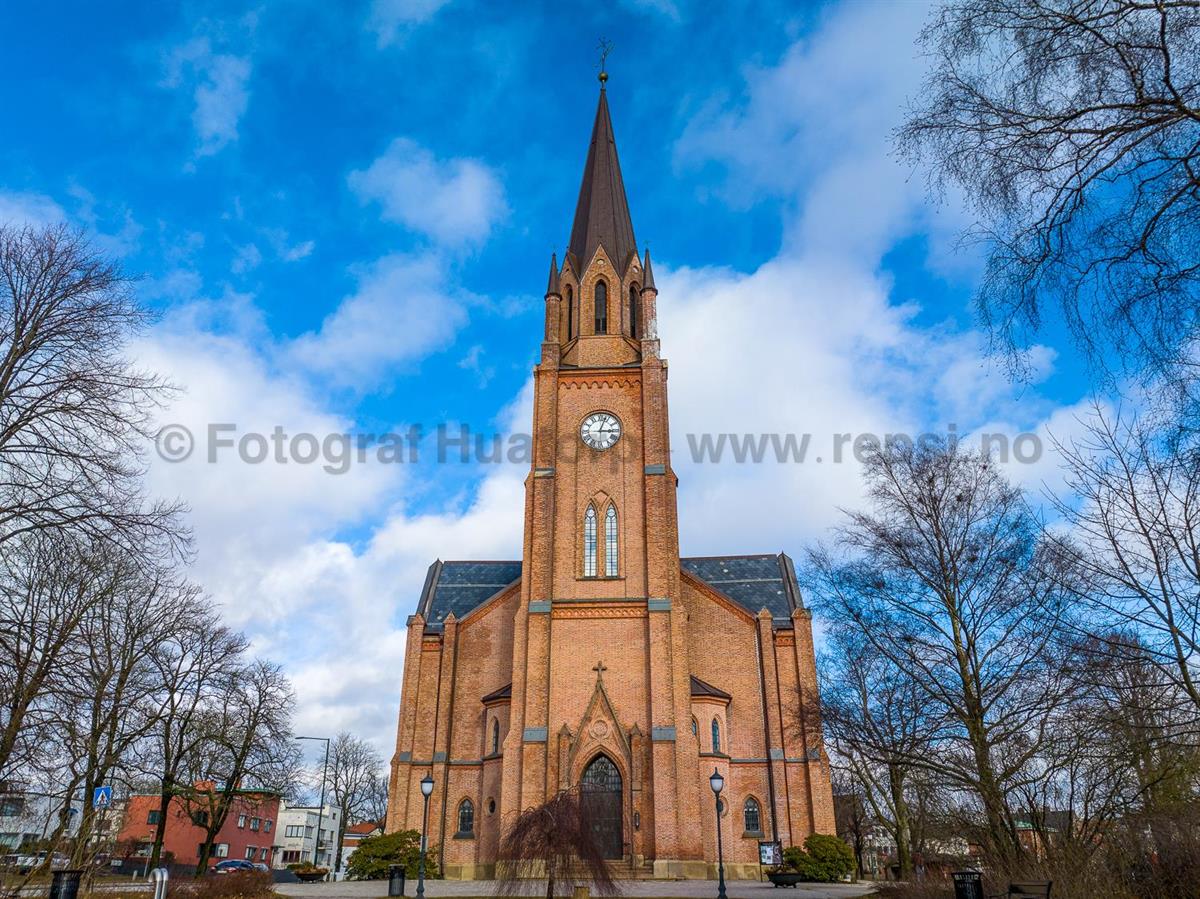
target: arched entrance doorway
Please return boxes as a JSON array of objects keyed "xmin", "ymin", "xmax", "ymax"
[{"xmin": 580, "ymin": 754, "xmax": 623, "ymax": 859}]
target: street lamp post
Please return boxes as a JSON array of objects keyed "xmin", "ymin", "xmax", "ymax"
[
  {"xmin": 297, "ymin": 736, "xmax": 331, "ymax": 870},
  {"xmin": 417, "ymin": 774, "xmax": 434, "ymax": 899},
  {"xmin": 710, "ymin": 768, "xmax": 728, "ymax": 899}
]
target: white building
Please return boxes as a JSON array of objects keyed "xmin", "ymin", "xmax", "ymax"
[
  {"xmin": 0, "ymin": 788, "xmax": 82, "ymax": 851},
  {"xmin": 272, "ymin": 803, "xmax": 338, "ymax": 869}
]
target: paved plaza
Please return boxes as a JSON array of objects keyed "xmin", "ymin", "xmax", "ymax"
[{"xmin": 274, "ymin": 879, "xmax": 877, "ymax": 899}]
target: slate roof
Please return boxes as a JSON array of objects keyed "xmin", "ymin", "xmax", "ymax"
[
  {"xmin": 680, "ymin": 554, "xmax": 803, "ymax": 624},
  {"xmin": 567, "ymin": 87, "xmax": 638, "ymax": 276},
  {"xmin": 415, "ymin": 554, "xmax": 802, "ymax": 630},
  {"xmin": 416, "ymin": 560, "xmax": 522, "ymax": 629}
]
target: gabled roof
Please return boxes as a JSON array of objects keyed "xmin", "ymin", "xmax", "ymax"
[
  {"xmin": 567, "ymin": 87, "xmax": 637, "ymax": 276},
  {"xmin": 690, "ymin": 675, "xmax": 731, "ymax": 700},
  {"xmin": 415, "ymin": 554, "xmax": 802, "ymax": 627}
]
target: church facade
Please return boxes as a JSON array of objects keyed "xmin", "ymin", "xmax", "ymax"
[{"xmin": 386, "ymin": 80, "xmax": 835, "ymax": 880}]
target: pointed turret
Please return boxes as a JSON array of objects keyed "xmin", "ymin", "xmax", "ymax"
[
  {"xmin": 567, "ymin": 84, "xmax": 637, "ymax": 275},
  {"xmin": 642, "ymin": 248, "xmax": 656, "ymax": 291},
  {"xmin": 545, "ymin": 252, "xmax": 561, "ymax": 297}
]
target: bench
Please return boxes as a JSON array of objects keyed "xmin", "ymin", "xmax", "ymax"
[{"xmin": 997, "ymin": 883, "xmax": 1052, "ymax": 898}]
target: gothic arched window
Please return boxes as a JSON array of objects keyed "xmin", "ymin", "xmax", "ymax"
[
  {"xmin": 491, "ymin": 719, "xmax": 500, "ymax": 755},
  {"xmin": 629, "ymin": 284, "xmax": 639, "ymax": 339},
  {"xmin": 594, "ymin": 280, "xmax": 608, "ymax": 334},
  {"xmin": 604, "ymin": 505, "xmax": 618, "ymax": 576},
  {"xmin": 583, "ymin": 505, "xmax": 598, "ymax": 577},
  {"xmin": 712, "ymin": 718, "xmax": 721, "ymax": 754},
  {"xmin": 744, "ymin": 797, "xmax": 762, "ymax": 834},
  {"xmin": 457, "ymin": 799, "xmax": 474, "ymax": 836},
  {"xmin": 566, "ymin": 285, "xmax": 575, "ymax": 340}
]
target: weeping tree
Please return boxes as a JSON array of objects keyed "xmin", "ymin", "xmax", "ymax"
[{"xmin": 495, "ymin": 787, "xmax": 620, "ymax": 899}]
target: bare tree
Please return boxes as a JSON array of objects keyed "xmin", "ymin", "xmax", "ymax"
[
  {"xmin": 56, "ymin": 557, "xmax": 192, "ymax": 864},
  {"xmin": 496, "ymin": 787, "xmax": 619, "ymax": 899},
  {"xmin": 326, "ymin": 732, "xmax": 384, "ymax": 872},
  {"xmin": 182, "ymin": 659, "xmax": 300, "ymax": 874},
  {"xmin": 898, "ymin": 1, "xmax": 1200, "ymax": 406},
  {"xmin": 816, "ymin": 624, "xmax": 943, "ymax": 879},
  {"xmin": 140, "ymin": 597, "xmax": 246, "ymax": 867},
  {"xmin": 0, "ymin": 531, "xmax": 102, "ymax": 780},
  {"xmin": 0, "ymin": 224, "xmax": 186, "ymax": 550},
  {"xmin": 363, "ymin": 773, "xmax": 389, "ymax": 825},
  {"xmin": 808, "ymin": 440, "xmax": 1077, "ymax": 865},
  {"xmin": 1053, "ymin": 409, "xmax": 1200, "ymax": 717}
]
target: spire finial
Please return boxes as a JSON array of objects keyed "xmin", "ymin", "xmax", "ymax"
[{"xmin": 597, "ymin": 38, "xmax": 612, "ymax": 86}]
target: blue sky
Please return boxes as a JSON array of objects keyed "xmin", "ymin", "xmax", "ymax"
[{"xmin": 0, "ymin": 0, "xmax": 1099, "ymax": 755}]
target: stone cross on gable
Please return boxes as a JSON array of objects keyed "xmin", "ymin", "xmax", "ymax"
[{"xmin": 593, "ymin": 660, "xmax": 607, "ymax": 680}]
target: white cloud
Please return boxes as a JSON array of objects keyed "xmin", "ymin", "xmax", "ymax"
[
  {"xmin": 164, "ymin": 37, "xmax": 251, "ymax": 158},
  {"xmin": 288, "ymin": 253, "xmax": 470, "ymax": 387},
  {"xmin": 367, "ymin": 0, "xmax": 450, "ymax": 47},
  {"xmin": 134, "ymin": 306, "xmax": 527, "ymax": 753},
  {"xmin": 0, "ymin": 190, "xmax": 67, "ymax": 228},
  {"xmin": 232, "ymin": 243, "xmax": 262, "ymax": 273},
  {"xmin": 349, "ymin": 137, "xmax": 508, "ymax": 246}
]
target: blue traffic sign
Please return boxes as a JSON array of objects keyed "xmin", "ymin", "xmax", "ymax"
[{"xmin": 92, "ymin": 786, "xmax": 112, "ymax": 809}]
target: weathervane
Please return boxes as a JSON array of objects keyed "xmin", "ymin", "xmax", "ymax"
[{"xmin": 597, "ymin": 37, "xmax": 613, "ymax": 84}]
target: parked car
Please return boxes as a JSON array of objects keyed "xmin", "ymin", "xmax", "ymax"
[
  {"xmin": 4, "ymin": 852, "xmax": 70, "ymax": 874},
  {"xmin": 213, "ymin": 859, "xmax": 258, "ymax": 875}
]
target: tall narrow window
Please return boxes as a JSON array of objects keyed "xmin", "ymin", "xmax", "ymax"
[
  {"xmin": 629, "ymin": 285, "xmax": 639, "ymax": 339},
  {"xmin": 583, "ymin": 506, "xmax": 598, "ymax": 576},
  {"xmin": 594, "ymin": 280, "xmax": 608, "ymax": 334},
  {"xmin": 604, "ymin": 505, "xmax": 618, "ymax": 576},
  {"xmin": 491, "ymin": 719, "xmax": 500, "ymax": 755},
  {"xmin": 712, "ymin": 718, "xmax": 721, "ymax": 754},
  {"xmin": 566, "ymin": 285, "xmax": 575, "ymax": 340},
  {"xmin": 744, "ymin": 798, "xmax": 762, "ymax": 834},
  {"xmin": 457, "ymin": 799, "xmax": 474, "ymax": 835}
]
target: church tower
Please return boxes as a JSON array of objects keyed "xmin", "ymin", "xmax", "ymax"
[
  {"xmin": 387, "ymin": 74, "xmax": 834, "ymax": 881},
  {"xmin": 500, "ymin": 73, "xmax": 707, "ymax": 873}
]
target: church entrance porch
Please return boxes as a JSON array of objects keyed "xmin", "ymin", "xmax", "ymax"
[{"xmin": 581, "ymin": 754, "xmax": 623, "ymax": 859}]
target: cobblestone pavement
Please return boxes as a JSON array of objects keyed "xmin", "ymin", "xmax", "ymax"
[{"xmin": 274, "ymin": 879, "xmax": 877, "ymax": 899}]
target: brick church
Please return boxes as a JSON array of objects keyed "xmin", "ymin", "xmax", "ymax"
[{"xmin": 386, "ymin": 76, "xmax": 835, "ymax": 880}]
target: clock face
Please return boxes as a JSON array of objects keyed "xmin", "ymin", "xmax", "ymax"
[{"xmin": 580, "ymin": 412, "xmax": 622, "ymax": 451}]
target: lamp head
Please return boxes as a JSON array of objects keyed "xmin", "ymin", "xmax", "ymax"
[
  {"xmin": 709, "ymin": 767, "xmax": 724, "ymax": 795},
  {"xmin": 420, "ymin": 774, "xmax": 434, "ymax": 797}
]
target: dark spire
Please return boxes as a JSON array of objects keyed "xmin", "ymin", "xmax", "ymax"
[
  {"xmin": 642, "ymin": 248, "xmax": 656, "ymax": 290},
  {"xmin": 568, "ymin": 86, "xmax": 637, "ymax": 275},
  {"xmin": 545, "ymin": 252, "xmax": 561, "ymax": 297}
]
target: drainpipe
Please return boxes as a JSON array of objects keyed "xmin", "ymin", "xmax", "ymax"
[{"xmin": 755, "ymin": 627, "xmax": 781, "ymax": 844}]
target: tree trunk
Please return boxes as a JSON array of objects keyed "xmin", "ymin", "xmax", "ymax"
[
  {"xmin": 888, "ymin": 763, "xmax": 913, "ymax": 880},
  {"xmin": 149, "ymin": 787, "xmax": 172, "ymax": 868}
]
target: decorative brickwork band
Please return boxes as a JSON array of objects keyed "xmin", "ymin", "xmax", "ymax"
[
  {"xmin": 647, "ymin": 597, "xmax": 672, "ymax": 611},
  {"xmin": 651, "ymin": 725, "xmax": 676, "ymax": 741},
  {"xmin": 433, "ymin": 751, "xmax": 447, "ymax": 762},
  {"xmin": 397, "ymin": 751, "xmax": 412, "ymax": 762},
  {"xmin": 769, "ymin": 748, "xmax": 785, "ymax": 760},
  {"xmin": 523, "ymin": 727, "xmax": 548, "ymax": 742},
  {"xmin": 528, "ymin": 600, "xmax": 552, "ymax": 613}
]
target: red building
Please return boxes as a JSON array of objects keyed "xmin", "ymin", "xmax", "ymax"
[{"xmin": 117, "ymin": 789, "xmax": 281, "ymax": 869}]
